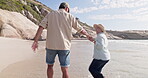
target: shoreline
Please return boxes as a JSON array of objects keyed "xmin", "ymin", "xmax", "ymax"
[{"xmin": 0, "ymin": 37, "xmax": 148, "ymax": 78}]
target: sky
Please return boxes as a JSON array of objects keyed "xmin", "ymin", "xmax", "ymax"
[{"xmin": 36, "ymin": 0, "xmax": 148, "ymax": 30}]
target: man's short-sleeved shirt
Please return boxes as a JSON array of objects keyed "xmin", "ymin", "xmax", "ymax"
[{"xmin": 39, "ymin": 9, "xmax": 83, "ymax": 50}]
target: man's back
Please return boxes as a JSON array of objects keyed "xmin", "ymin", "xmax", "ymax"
[
  {"xmin": 39, "ymin": 9, "xmax": 83, "ymax": 50},
  {"xmin": 32, "ymin": 2, "xmax": 92, "ymax": 78}
]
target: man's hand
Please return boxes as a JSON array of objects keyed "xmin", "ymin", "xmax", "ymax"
[
  {"xmin": 94, "ymin": 41, "xmax": 96, "ymax": 44},
  {"xmin": 86, "ymin": 35, "xmax": 95, "ymax": 42},
  {"xmin": 80, "ymin": 29, "xmax": 95, "ymax": 42},
  {"xmin": 32, "ymin": 41, "xmax": 38, "ymax": 52},
  {"xmin": 31, "ymin": 26, "xmax": 44, "ymax": 52}
]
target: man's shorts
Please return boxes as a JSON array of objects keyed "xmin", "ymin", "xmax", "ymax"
[{"xmin": 46, "ymin": 48, "xmax": 70, "ymax": 67}]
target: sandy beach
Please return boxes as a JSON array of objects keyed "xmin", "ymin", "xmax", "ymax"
[{"xmin": 0, "ymin": 37, "xmax": 148, "ymax": 78}]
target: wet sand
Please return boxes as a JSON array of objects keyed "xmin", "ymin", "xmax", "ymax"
[{"xmin": 0, "ymin": 38, "xmax": 148, "ymax": 78}]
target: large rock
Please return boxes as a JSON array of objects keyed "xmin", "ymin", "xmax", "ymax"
[
  {"xmin": 20, "ymin": 0, "xmax": 27, "ymax": 5},
  {"xmin": 40, "ymin": 8, "xmax": 49, "ymax": 16},
  {"xmin": 0, "ymin": 18, "xmax": 4, "ymax": 35},
  {"xmin": 34, "ymin": 6, "xmax": 41, "ymax": 14},
  {"xmin": 24, "ymin": 10, "xmax": 39, "ymax": 24},
  {"xmin": 1, "ymin": 23, "xmax": 22, "ymax": 38},
  {"xmin": 0, "ymin": 9, "xmax": 39, "ymax": 39}
]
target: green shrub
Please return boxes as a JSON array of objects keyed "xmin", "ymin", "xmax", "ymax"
[
  {"xmin": 0, "ymin": 0, "xmax": 24, "ymax": 12},
  {"xmin": 0, "ymin": 0, "xmax": 44, "ymax": 22},
  {"xmin": 23, "ymin": 5, "xmax": 42, "ymax": 21}
]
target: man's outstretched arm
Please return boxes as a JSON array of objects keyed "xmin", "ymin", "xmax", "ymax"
[{"xmin": 32, "ymin": 26, "xmax": 44, "ymax": 51}]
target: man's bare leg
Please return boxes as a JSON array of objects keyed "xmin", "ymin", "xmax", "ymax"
[
  {"xmin": 47, "ymin": 65, "xmax": 54, "ymax": 78},
  {"xmin": 61, "ymin": 67, "xmax": 70, "ymax": 78}
]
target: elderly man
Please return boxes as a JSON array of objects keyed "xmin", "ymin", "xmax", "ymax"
[{"xmin": 32, "ymin": 2, "xmax": 92, "ymax": 78}]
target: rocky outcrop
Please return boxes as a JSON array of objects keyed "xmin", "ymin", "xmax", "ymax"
[
  {"xmin": 106, "ymin": 32, "xmax": 122, "ymax": 40},
  {"xmin": 40, "ymin": 8, "xmax": 50, "ymax": 17},
  {"xmin": 23, "ymin": 10, "xmax": 39, "ymax": 24},
  {"xmin": 74, "ymin": 20, "xmax": 148, "ymax": 40},
  {"xmin": 22, "ymin": 2, "xmax": 50, "ymax": 24},
  {"xmin": 0, "ymin": 0, "xmax": 52, "ymax": 25},
  {"xmin": 34, "ymin": 6, "xmax": 41, "ymax": 14},
  {"xmin": 1, "ymin": 8, "xmax": 147, "ymax": 40},
  {"xmin": 72, "ymin": 21, "xmax": 96, "ymax": 39},
  {"xmin": 0, "ymin": 9, "xmax": 38, "ymax": 39},
  {"xmin": 0, "ymin": 18, "xmax": 4, "ymax": 35},
  {"xmin": 20, "ymin": 0, "xmax": 27, "ymax": 5},
  {"xmin": 107, "ymin": 30, "xmax": 148, "ymax": 39},
  {"xmin": 0, "ymin": 0, "xmax": 147, "ymax": 40}
]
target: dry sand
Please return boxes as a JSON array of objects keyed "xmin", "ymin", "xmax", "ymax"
[
  {"xmin": 0, "ymin": 37, "xmax": 35, "ymax": 71},
  {"xmin": 0, "ymin": 38, "xmax": 148, "ymax": 78}
]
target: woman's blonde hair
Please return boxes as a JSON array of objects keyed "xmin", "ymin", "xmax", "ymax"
[{"xmin": 93, "ymin": 24, "xmax": 106, "ymax": 33}]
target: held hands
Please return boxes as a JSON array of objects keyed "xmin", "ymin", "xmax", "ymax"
[
  {"xmin": 31, "ymin": 41, "xmax": 38, "ymax": 52},
  {"xmin": 86, "ymin": 35, "xmax": 95, "ymax": 42}
]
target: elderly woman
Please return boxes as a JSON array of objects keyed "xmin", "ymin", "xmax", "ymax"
[{"xmin": 89, "ymin": 24, "xmax": 110, "ymax": 78}]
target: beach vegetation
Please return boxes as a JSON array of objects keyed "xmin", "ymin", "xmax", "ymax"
[
  {"xmin": 0, "ymin": 0, "xmax": 43, "ymax": 22},
  {"xmin": 23, "ymin": 5, "xmax": 42, "ymax": 21},
  {"xmin": 0, "ymin": 0, "xmax": 24, "ymax": 12}
]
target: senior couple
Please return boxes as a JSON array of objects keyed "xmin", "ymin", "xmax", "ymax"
[{"xmin": 32, "ymin": 2, "xmax": 110, "ymax": 78}]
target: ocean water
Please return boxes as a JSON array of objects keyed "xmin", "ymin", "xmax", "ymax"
[
  {"xmin": 71, "ymin": 40, "xmax": 148, "ymax": 78},
  {"xmin": 108, "ymin": 40, "xmax": 148, "ymax": 52},
  {"xmin": 104, "ymin": 40, "xmax": 148, "ymax": 78}
]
